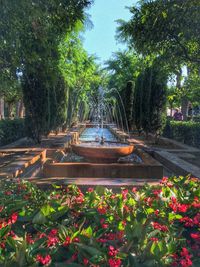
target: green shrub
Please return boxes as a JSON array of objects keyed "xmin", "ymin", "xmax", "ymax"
[
  {"xmin": 0, "ymin": 119, "xmax": 25, "ymax": 146},
  {"xmin": 163, "ymin": 120, "xmax": 200, "ymax": 148}
]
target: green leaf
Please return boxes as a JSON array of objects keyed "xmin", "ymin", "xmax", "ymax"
[
  {"xmin": 0, "ymin": 226, "xmax": 10, "ymax": 238},
  {"xmin": 41, "ymin": 204, "xmax": 55, "ymax": 216},
  {"xmin": 150, "ymin": 242, "xmax": 157, "ymax": 255},
  {"xmin": 76, "ymin": 243, "xmax": 103, "ymax": 256},
  {"xmin": 94, "ymin": 186, "xmax": 105, "ymax": 195},
  {"xmin": 56, "ymin": 264, "xmax": 83, "ymax": 267},
  {"xmin": 32, "ymin": 211, "xmax": 47, "ymax": 224},
  {"xmin": 6, "ymin": 236, "xmax": 16, "ymax": 249}
]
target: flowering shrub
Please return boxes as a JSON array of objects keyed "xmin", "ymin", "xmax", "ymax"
[{"xmin": 0, "ymin": 176, "xmax": 199, "ymax": 266}]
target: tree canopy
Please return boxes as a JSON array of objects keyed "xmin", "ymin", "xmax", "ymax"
[{"xmin": 117, "ymin": 0, "xmax": 200, "ymax": 66}]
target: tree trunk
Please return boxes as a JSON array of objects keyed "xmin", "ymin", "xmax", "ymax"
[
  {"xmin": 7, "ymin": 103, "xmax": 13, "ymax": 119},
  {"xmin": 19, "ymin": 100, "xmax": 25, "ymax": 118},
  {"xmin": 0, "ymin": 97, "xmax": 5, "ymax": 119},
  {"xmin": 181, "ymin": 96, "xmax": 188, "ymax": 121}
]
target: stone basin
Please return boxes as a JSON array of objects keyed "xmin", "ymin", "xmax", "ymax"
[{"xmin": 71, "ymin": 142, "xmax": 134, "ymax": 163}]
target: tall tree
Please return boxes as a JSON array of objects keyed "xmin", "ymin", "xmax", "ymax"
[
  {"xmin": 117, "ymin": 0, "xmax": 200, "ymax": 65},
  {"xmin": 1, "ymin": 0, "xmax": 92, "ymax": 142}
]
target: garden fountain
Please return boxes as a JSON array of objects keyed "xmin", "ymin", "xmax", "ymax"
[
  {"xmin": 40, "ymin": 86, "xmax": 163, "ymax": 181},
  {"xmin": 71, "ymin": 86, "xmax": 134, "ymax": 162}
]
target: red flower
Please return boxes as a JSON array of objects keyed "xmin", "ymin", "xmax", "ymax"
[
  {"xmin": 123, "ymin": 205, "xmax": 130, "ymax": 213},
  {"xmin": 144, "ymin": 197, "xmax": 153, "ymax": 207},
  {"xmin": 132, "ymin": 187, "xmax": 137, "ymax": 193},
  {"xmin": 122, "ymin": 189, "xmax": 128, "ymax": 200},
  {"xmin": 63, "ymin": 236, "xmax": 71, "ymax": 247},
  {"xmin": 0, "ymin": 243, "xmax": 5, "ymax": 249},
  {"xmin": 152, "ymin": 189, "xmax": 161, "ymax": 197},
  {"xmin": 154, "ymin": 209, "xmax": 159, "ymax": 216},
  {"xmin": 8, "ymin": 212, "xmax": 18, "ymax": 225},
  {"xmin": 26, "ymin": 234, "xmax": 34, "ymax": 244},
  {"xmin": 152, "ymin": 222, "xmax": 168, "ymax": 232},
  {"xmin": 97, "ymin": 206, "xmax": 107, "ymax": 215},
  {"xmin": 192, "ymin": 196, "xmax": 200, "ymax": 208},
  {"xmin": 150, "ymin": 237, "xmax": 158, "ymax": 242},
  {"xmin": 180, "ymin": 248, "xmax": 191, "ymax": 257},
  {"xmin": 179, "ymin": 217, "xmax": 194, "ymax": 227},
  {"xmin": 47, "ymin": 236, "xmax": 59, "ymax": 247},
  {"xmin": 73, "ymin": 237, "xmax": 80, "ymax": 243},
  {"xmin": 108, "ymin": 246, "xmax": 118, "ymax": 257},
  {"xmin": 83, "ymin": 258, "xmax": 89, "ymax": 266},
  {"xmin": 36, "ymin": 254, "xmax": 51, "ymax": 265},
  {"xmin": 191, "ymin": 233, "xmax": 200, "ymax": 240},
  {"xmin": 49, "ymin": 229, "xmax": 58, "ymax": 236},
  {"xmin": 171, "ymin": 248, "xmax": 193, "ymax": 267},
  {"xmin": 178, "ymin": 204, "xmax": 189, "ymax": 213},
  {"xmin": 108, "ymin": 258, "xmax": 121, "ymax": 267},
  {"xmin": 169, "ymin": 201, "xmax": 189, "ymax": 213},
  {"xmin": 180, "ymin": 258, "xmax": 192, "ymax": 267},
  {"xmin": 87, "ymin": 187, "xmax": 94, "ymax": 192},
  {"xmin": 75, "ymin": 194, "xmax": 84, "ymax": 204},
  {"xmin": 5, "ymin": 191, "xmax": 12, "ymax": 195}
]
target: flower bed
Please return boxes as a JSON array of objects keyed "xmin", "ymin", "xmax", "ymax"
[{"xmin": 0, "ymin": 176, "xmax": 199, "ymax": 267}]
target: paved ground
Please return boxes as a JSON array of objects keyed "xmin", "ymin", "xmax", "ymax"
[{"xmin": 128, "ymin": 134, "xmax": 200, "ymax": 178}]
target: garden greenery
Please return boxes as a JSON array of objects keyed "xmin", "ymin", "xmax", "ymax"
[
  {"xmin": 163, "ymin": 120, "xmax": 200, "ymax": 148},
  {"xmin": 0, "ymin": 119, "xmax": 25, "ymax": 146},
  {"xmin": 0, "ymin": 176, "xmax": 199, "ymax": 266}
]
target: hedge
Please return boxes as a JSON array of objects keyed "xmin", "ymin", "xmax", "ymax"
[
  {"xmin": 0, "ymin": 119, "xmax": 26, "ymax": 146},
  {"xmin": 163, "ymin": 120, "xmax": 200, "ymax": 148}
]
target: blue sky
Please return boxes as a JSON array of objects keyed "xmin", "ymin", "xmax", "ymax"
[{"xmin": 83, "ymin": 0, "xmax": 136, "ymax": 64}]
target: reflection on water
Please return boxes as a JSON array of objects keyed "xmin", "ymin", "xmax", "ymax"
[
  {"xmin": 80, "ymin": 127, "xmax": 117, "ymax": 142},
  {"xmin": 76, "ymin": 142, "xmax": 130, "ymax": 147}
]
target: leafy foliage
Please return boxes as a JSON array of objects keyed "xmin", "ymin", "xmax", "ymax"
[
  {"xmin": 133, "ymin": 62, "xmax": 167, "ymax": 136},
  {"xmin": 163, "ymin": 120, "xmax": 200, "ymax": 148},
  {"xmin": 0, "ymin": 119, "xmax": 25, "ymax": 146},
  {"xmin": 117, "ymin": 0, "xmax": 200, "ymax": 65},
  {"xmin": 1, "ymin": 0, "xmax": 93, "ymax": 142}
]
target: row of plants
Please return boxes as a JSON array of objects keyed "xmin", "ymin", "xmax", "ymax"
[
  {"xmin": 0, "ymin": 119, "xmax": 25, "ymax": 146},
  {"xmin": 0, "ymin": 176, "xmax": 199, "ymax": 266},
  {"xmin": 163, "ymin": 120, "xmax": 200, "ymax": 148}
]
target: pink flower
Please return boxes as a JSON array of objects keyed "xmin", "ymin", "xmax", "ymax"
[
  {"xmin": 36, "ymin": 254, "xmax": 51, "ymax": 265},
  {"xmin": 108, "ymin": 258, "xmax": 121, "ymax": 267}
]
